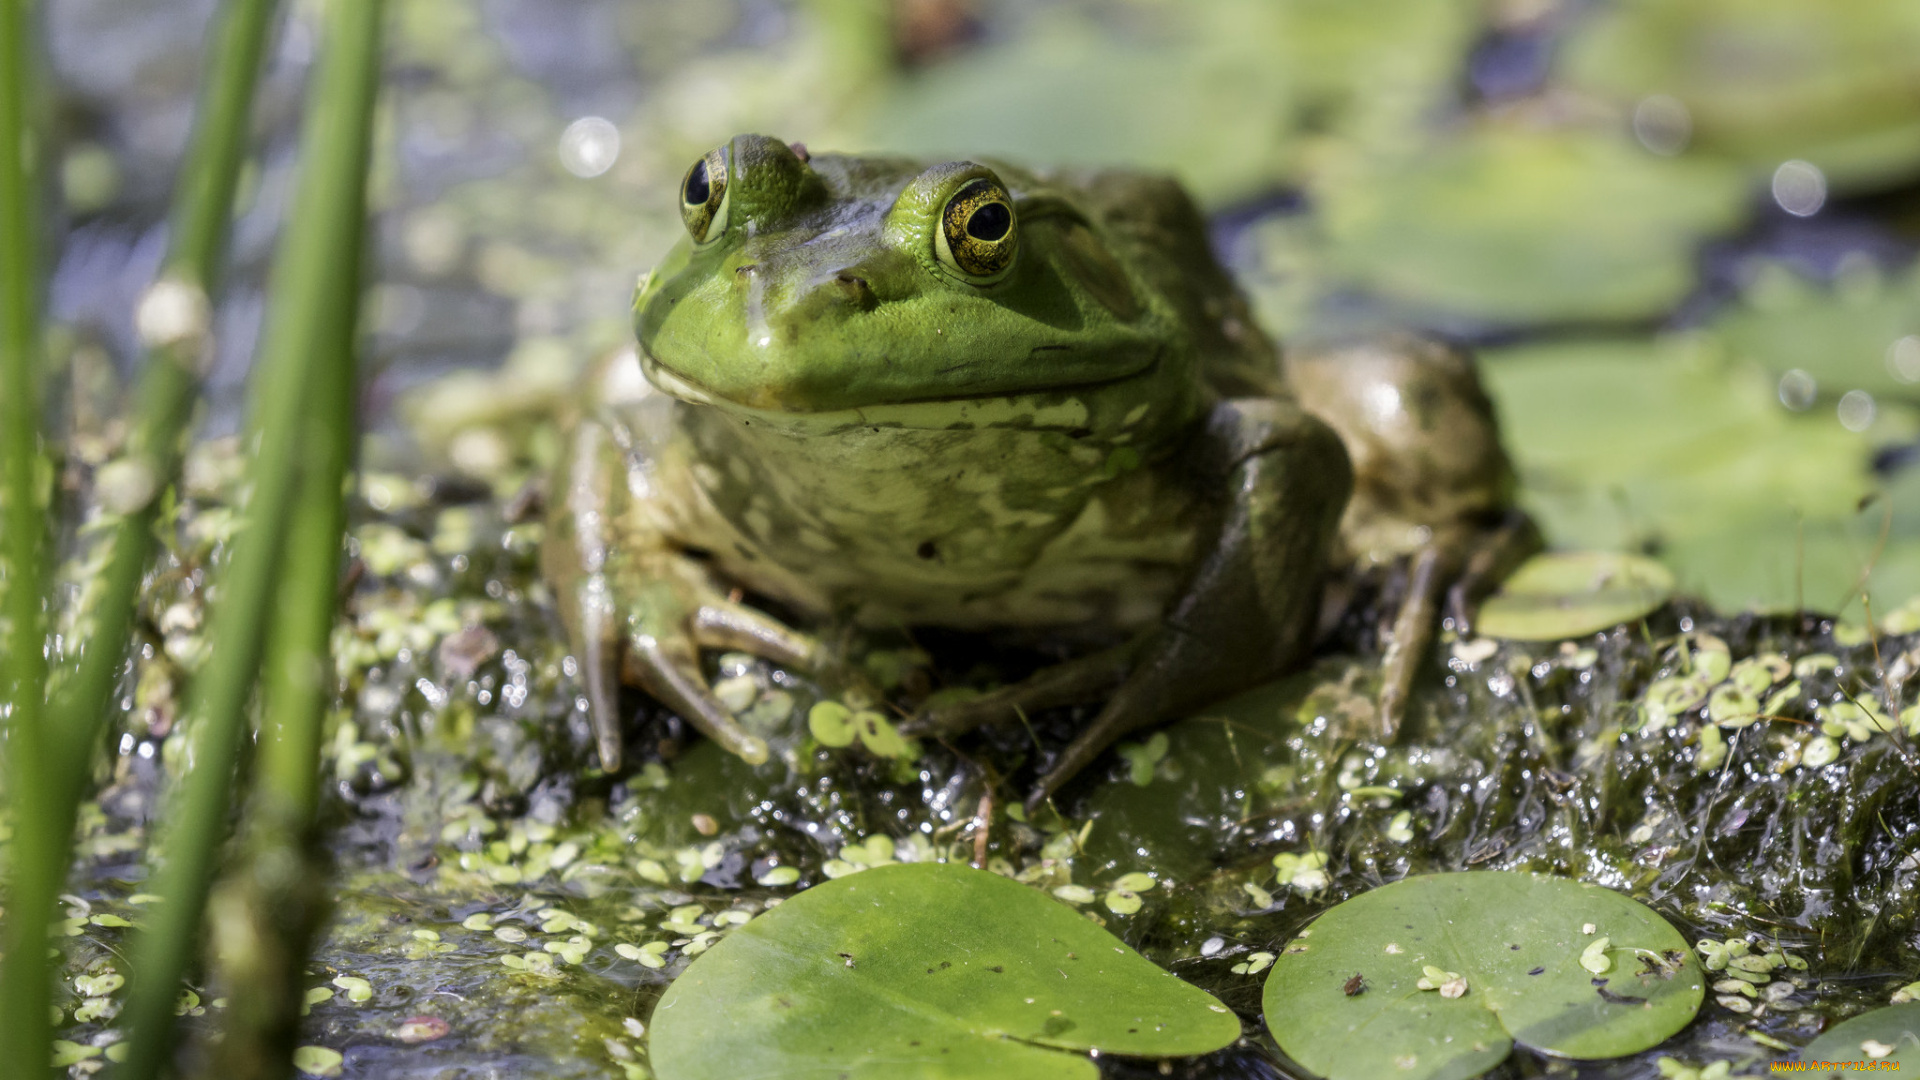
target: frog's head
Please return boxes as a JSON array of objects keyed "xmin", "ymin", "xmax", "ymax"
[{"xmin": 634, "ymin": 134, "xmax": 1167, "ymax": 416}]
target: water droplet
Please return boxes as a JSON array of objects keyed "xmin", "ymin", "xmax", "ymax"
[
  {"xmin": 1838, "ymin": 389, "xmax": 1876, "ymax": 432},
  {"xmin": 1886, "ymin": 336, "xmax": 1920, "ymax": 384},
  {"xmin": 1777, "ymin": 369, "xmax": 1816, "ymax": 411},
  {"xmin": 1632, "ymin": 95, "xmax": 1690, "ymax": 156},
  {"xmin": 558, "ymin": 117, "xmax": 621, "ymax": 178},
  {"xmin": 1772, "ymin": 160, "xmax": 1826, "ymax": 217}
]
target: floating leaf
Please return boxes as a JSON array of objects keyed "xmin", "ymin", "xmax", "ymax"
[
  {"xmin": 1310, "ymin": 128, "xmax": 1745, "ymax": 324},
  {"xmin": 1481, "ymin": 339, "xmax": 1920, "ymax": 615},
  {"xmin": 292, "ymin": 1046, "xmax": 345, "ymax": 1078},
  {"xmin": 1560, "ymin": 0, "xmax": 1920, "ymax": 190},
  {"xmin": 1263, "ymin": 872, "xmax": 1702, "ymax": 1080},
  {"xmin": 1476, "ymin": 551, "xmax": 1675, "ymax": 641},
  {"xmin": 1799, "ymin": 1003, "xmax": 1920, "ymax": 1072},
  {"xmin": 1117, "ymin": 732, "xmax": 1170, "ymax": 786},
  {"xmin": 808, "ymin": 701, "xmax": 856, "ymax": 747},
  {"xmin": 852, "ymin": 710, "xmax": 916, "ymax": 759},
  {"xmin": 651, "ymin": 862, "xmax": 1239, "ymax": 1080}
]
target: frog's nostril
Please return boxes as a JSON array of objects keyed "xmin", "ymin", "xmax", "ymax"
[
  {"xmin": 735, "ymin": 263, "xmax": 758, "ymax": 277},
  {"xmin": 832, "ymin": 271, "xmax": 876, "ymax": 310}
]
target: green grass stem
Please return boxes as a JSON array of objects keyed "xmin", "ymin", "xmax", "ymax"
[
  {"xmin": 0, "ymin": 0, "xmax": 56, "ymax": 1072},
  {"xmin": 206, "ymin": 81, "xmax": 367, "ymax": 1080},
  {"xmin": 46, "ymin": 0, "xmax": 281, "ymax": 791},
  {"xmin": 0, "ymin": 0, "xmax": 277, "ymax": 1073},
  {"xmin": 114, "ymin": 0, "xmax": 385, "ymax": 1073}
]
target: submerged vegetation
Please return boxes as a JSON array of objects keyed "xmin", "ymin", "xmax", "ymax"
[{"xmin": 6, "ymin": 0, "xmax": 1920, "ymax": 1078}]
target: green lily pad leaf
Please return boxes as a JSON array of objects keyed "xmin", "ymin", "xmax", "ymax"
[
  {"xmin": 1481, "ymin": 338, "xmax": 1920, "ymax": 615},
  {"xmin": 1711, "ymin": 260, "xmax": 1920, "ymax": 404},
  {"xmin": 1310, "ymin": 128, "xmax": 1745, "ymax": 325},
  {"xmin": 808, "ymin": 701, "xmax": 856, "ymax": 747},
  {"xmin": 1475, "ymin": 552, "xmax": 1675, "ymax": 641},
  {"xmin": 1799, "ymin": 1003, "xmax": 1920, "ymax": 1073},
  {"xmin": 1263, "ymin": 872, "xmax": 1703, "ymax": 1080},
  {"xmin": 1560, "ymin": 0, "xmax": 1920, "ymax": 191},
  {"xmin": 851, "ymin": 709, "xmax": 916, "ymax": 759},
  {"xmin": 651, "ymin": 862, "xmax": 1239, "ymax": 1080}
]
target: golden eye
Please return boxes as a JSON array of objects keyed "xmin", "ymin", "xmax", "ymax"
[
  {"xmin": 680, "ymin": 146, "xmax": 730, "ymax": 245},
  {"xmin": 936, "ymin": 177, "xmax": 1016, "ymax": 281}
]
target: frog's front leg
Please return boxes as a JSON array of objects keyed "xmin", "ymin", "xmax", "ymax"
[
  {"xmin": 544, "ymin": 415, "xmax": 820, "ymax": 771},
  {"xmin": 1022, "ymin": 398, "xmax": 1353, "ymax": 809}
]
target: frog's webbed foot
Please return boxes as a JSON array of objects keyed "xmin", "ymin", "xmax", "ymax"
[
  {"xmin": 899, "ymin": 642, "xmax": 1140, "ymax": 741},
  {"xmin": 1375, "ymin": 511, "xmax": 1540, "ymax": 740},
  {"xmin": 618, "ymin": 586, "xmax": 822, "ymax": 768},
  {"xmin": 1444, "ymin": 511, "xmax": 1542, "ymax": 636},
  {"xmin": 545, "ymin": 416, "xmax": 820, "ymax": 772}
]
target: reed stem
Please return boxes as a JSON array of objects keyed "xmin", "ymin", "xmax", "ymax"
[
  {"xmin": 0, "ymin": 0, "xmax": 55, "ymax": 1071},
  {"xmin": 115, "ymin": 0, "xmax": 385, "ymax": 1072}
]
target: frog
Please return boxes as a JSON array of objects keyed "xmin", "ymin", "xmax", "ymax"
[{"xmin": 544, "ymin": 133, "xmax": 1527, "ymax": 808}]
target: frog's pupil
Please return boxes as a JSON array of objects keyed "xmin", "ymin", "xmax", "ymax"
[
  {"xmin": 686, "ymin": 160, "xmax": 710, "ymax": 206},
  {"xmin": 967, "ymin": 203, "xmax": 1010, "ymax": 242}
]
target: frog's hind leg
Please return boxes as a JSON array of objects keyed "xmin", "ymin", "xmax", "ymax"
[
  {"xmin": 1445, "ymin": 510, "xmax": 1540, "ymax": 635},
  {"xmin": 1285, "ymin": 333, "xmax": 1533, "ymax": 744},
  {"xmin": 1376, "ymin": 511, "xmax": 1541, "ymax": 739},
  {"xmin": 1376, "ymin": 546, "xmax": 1442, "ymax": 742},
  {"xmin": 1025, "ymin": 398, "xmax": 1352, "ymax": 811}
]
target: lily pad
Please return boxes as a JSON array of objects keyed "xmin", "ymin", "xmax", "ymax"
[
  {"xmin": 1476, "ymin": 551, "xmax": 1675, "ymax": 641},
  {"xmin": 1481, "ymin": 338, "xmax": 1920, "ymax": 614},
  {"xmin": 863, "ymin": 0, "xmax": 1482, "ymax": 206},
  {"xmin": 1799, "ymin": 1003, "xmax": 1920, "ymax": 1074},
  {"xmin": 1711, "ymin": 259, "xmax": 1920, "ymax": 403},
  {"xmin": 862, "ymin": 13, "xmax": 1296, "ymax": 206},
  {"xmin": 649, "ymin": 862, "xmax": 1240, "ymax": 1080},
  {"xmin": 1560, "ymin": 0, "xmax": 1920, "ymax": 191},
  {"xmin": 1263, "ymin": 872, "xmax": 1702, "ymax": 1080},
  {"xmin": 1309, "ymin": 128, "xmax": 1746, "ymax": 325}
]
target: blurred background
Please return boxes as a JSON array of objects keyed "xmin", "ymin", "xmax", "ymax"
[{"xmin": 39, "ymin": 0, "xmax": 1920, "ymax": 619}]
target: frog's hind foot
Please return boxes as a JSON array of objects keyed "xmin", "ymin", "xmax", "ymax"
[
  {"xmin": 1445, "ymin": 511, "xmax": 1541, "ymax": 636},
  {"xmin": 899, "ymin": 641, "xmax": 1141, "ymax": 740},
  {"xmin": 1375, "ymin": 511, "xmax": 1541, "ymax": 740}
]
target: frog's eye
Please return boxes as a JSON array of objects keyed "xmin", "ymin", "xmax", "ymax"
[
  {"xmin": 680, "ymin": 146, "xmax": 731, "ymax": 245},
  {"xmin": 936, "ymin": 177, "xmax": 1017, "ymax": 281}
]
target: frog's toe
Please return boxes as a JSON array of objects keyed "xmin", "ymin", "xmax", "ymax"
[
  {"xmin": 1377, "ymin": 511, "xmax": 1541, "ymax": 740},
  {"xmin": 690, "ymin": 600, "xmax": 820, "ymax": 671},
  {"xmin": 1023, "ymin": 665, "xmax": 1170, "ymax": 813},
  {"xmin": 581, "ymin": 620, "xmax": 625, "ymax": 772},
  {"xmin": 1026, "ymin": 702, "xmax": 1136, "ymax": 815},
  {"xmin": 1377, "ymin": 547, "xmax": 1443, "ymax": 742},
  {"xmin": 901, "ymin": 643, "xmax": 1136, "ymax": 739},
  {"xmin": 624, "ymin": 632, "xmax": 770, "ymax": 766}
]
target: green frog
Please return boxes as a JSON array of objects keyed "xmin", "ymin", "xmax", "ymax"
[{"xmin": 545, "ymin": 134, "xmax": 1525, "ymax": 807}]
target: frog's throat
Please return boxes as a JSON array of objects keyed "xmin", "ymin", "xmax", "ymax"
[{"xmin": 638, "ymin": 345, "xmax": 1168, "ymax": 434}]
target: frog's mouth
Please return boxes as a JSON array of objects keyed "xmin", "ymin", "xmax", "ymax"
[{"xmin": 639, "ymin": 344, "xmax": 1171, "ymax": 434}]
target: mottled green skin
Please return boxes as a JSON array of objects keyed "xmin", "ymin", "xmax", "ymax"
[
  {"xmin": 545, "ymin": 134, "xmax": 1511, "ymax": 793},
  {"xmin": 622, "ymin": 140, "xmax": 1287, "ymax": 630}
]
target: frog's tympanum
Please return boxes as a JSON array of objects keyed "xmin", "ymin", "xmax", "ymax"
[{"xmin": 545, "ymin": 134, "xmax": 1528, "ymax": 806}]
